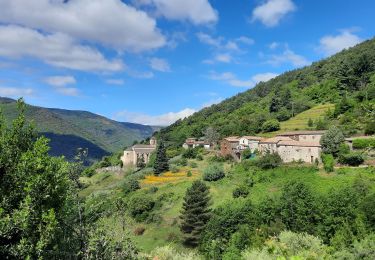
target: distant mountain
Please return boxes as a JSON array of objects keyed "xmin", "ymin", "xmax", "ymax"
[{"xmin": 0, "ymin": 97, "xmax": 161, "ymax": 162}]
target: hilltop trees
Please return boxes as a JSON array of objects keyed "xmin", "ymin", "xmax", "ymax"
[
  {"xmin": 153, "ymin": 140, "xmax": 169, "ymax": 175},
  {"xmin": 180, "ymin": 180, "xmax": 211, "ymax": 247}
]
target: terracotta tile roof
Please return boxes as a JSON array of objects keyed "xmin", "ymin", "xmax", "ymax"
[
  {"xmin": 276, "ymin": 130, "xmax": 326, "ymax": 136},
  {"xmin": 240, "ymin": 136, "xmax": 263, "ymax": 141},
  {"xmin": 278, "ymin": 140, "xmax": 321, "ymax": 147},
  {"xmin": 260, "ymin": 136, "xmax": 293, "ymax": 144},
  {"xmin": 223, "ymin": 136, "xmax": 240, "ymax": 142}
]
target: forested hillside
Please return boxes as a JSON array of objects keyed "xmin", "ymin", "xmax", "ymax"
[
  {"xmin": 0, "ymin": 98, "xmax": 160, "ymax": 162},
  {"xmin": 160, "ymin": 38, "xmax": 375, "ymax": 146}
]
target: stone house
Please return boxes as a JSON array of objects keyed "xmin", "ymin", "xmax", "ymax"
[
  {"xmin": 220, "ymin": 136, "xmax": 241, "ymax": 159},
  {"xmin": 121, "ymin": 137, "xmax": 157, "ymax": 167},
  {"xmin": 258, "ymin": 131, "xmax": 325, "ymax": 163},
  {"xmin": 182, "ymin": 138, "xmax": 210, "ymax": 149},
  {"xmin": 238, "ymin": 136, "xmax": 263, "ymax": 153}
]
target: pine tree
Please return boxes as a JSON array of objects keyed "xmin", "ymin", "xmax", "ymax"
[
  {"xmin": 180, "ymin": 180, "xmax": 211, "ymax": 247},
  {"xmin": 153, "ymin": 140, "xmax": 169, "ymax": 175}
]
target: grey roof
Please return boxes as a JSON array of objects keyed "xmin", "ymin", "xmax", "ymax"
[{"xmin": 277, "ymin": 130, "xmax": 326, "ymax": 136}]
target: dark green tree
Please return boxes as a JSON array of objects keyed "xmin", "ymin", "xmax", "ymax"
[
  {"xmin": 320, "ymin": 126, "xmax": 345, "ymax": 156},
  {"xmin": 279, "ymin": 181, "xmax": 318, "ymax": 234},
  {"xmin": 137, "ymin": 154, "xmax": 146, "ymax": 168},
  {"xmin": 180, "ymin": 180, "xmax": 212, "ymax": 247},
  {"xmin": 0, "ymin": 99, "xmax": 80, "ymax": 258},
  {"xmin": 308, "ymin": 118, "xmax": 314, "ymax": 127},
  {"xmin": 153, "ymin": 140, "xmax": 169, "ymax": 175}
]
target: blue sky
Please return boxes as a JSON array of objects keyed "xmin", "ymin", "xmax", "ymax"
[{"xmin": 0, "ymin": 0, "xmax": 374, "ymax": 125}]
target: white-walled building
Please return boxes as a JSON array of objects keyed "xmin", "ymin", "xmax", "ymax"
[{"xmin": 238, "ymin": 136, "xmax": 263, "ymax": 152}]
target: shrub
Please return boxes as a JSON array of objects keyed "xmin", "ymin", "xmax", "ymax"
[
  {"xmin": 82, "ymin": 167, "xmax": 96, "ymax": 177},
  {"xmin": 147, "ymin": 186, "xmax": 158, "ymax": 193},
  {"xmin": 196, "ymin": 154, "xmax": 204, "ymax": 161},
  {"xmin": 122, "ymin": 179, "xmax": 140, "ymax": 194},
  {"xmin": 177, "ymin": 158, "xmax": 188, "ymax": 166},
  {"xmin": 338, "ymin": 152, "xmax": 364, "ymax": 166},
  {"xmin": 321, "ymin": 153, "xmax": 335, "ymax": 172},
  {"xmin": 232, "ymin": 186, "xmax": 250, "ymax": 198},
  {"xmin": 241, "ymin": 148, "xmax": 252, "ymax": 160},
  {"xmin": 352, "ymin": 138, "xmax": 375, "ymax": 149},
  {"xmin": 170, "ymin": 165, "xmax": 180, "ymax": 173},
  {"xmin": 255, "ymin": 152, "xmax": 282, "ymax": 169},
  {"xmin": 128, "ymin": 196, "xmax": 155, "ymax": 222},
  {"xmin": 203, "ymin": 164, "xmax": 225, "ymax": 181},
  {"xmin": 190, "ymin": 162, "xmax": 198, "ymax": 168},
  {"xmin": 187, "ymin": 170, "xmax": 192, "ymax": 177},
  {"xmin": 365, "ymin": 121, "xmax": 375, "ymax": 135},
  {"xmin": 182, "ymin": 148, "xmax": 199, "ymax": 159},
  {"xmin": 134, "ymin": 226, "xmax": 145, "ymax": 236},
  {"xmin": 262, "ymin": 119, "xmax": 280, "ymax": 132},
  {"xmin": 320, "ymin": 126, "xmax": 345, "ymax": 156}
]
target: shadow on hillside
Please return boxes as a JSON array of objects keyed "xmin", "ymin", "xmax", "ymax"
[{"xmin": 41, "ymin": 132, "xmax": 110, "ymax": 164}]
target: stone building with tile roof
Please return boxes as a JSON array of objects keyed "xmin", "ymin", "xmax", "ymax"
[{"xmin": 121, "ymin": 137, "xmax": 157, "ymax": 167}]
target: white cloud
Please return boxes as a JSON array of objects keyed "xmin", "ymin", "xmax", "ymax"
[
  {"xmin": 252, "ymin": 72, "xmax": 279, "ymax": 83},
  {"xmin": 213, "ymin": 53, "xmax": 232, "ymax": 63},
  {"xmin": 319, "ymin": 30, "xmax": 363, "ymax": 56},
  {"xmin": 135, "ymin": 0, "xmax": 218, "ymax": 25},
  {"xmin": 106, "ymin": 79, "xmax": 125, "ymax": 85},
  {"xmin": 0, "ymin": 25, "xmax": 124, "ymax": 72},
  {"xmin": 0, "ymin": 0, "xmax": 165, "ymax": 52},
  {"xmin": 196, "ymin": 32, "xmax": 222, "ymax": 48},
  {"xmin": 44, "ymin": 75, "xmax": 79, "ymax": 96},
  {"xmin": 55, "ymin": 87, "xmax": 79, "ymax": 97},
  {"xmin": 114, "ymin": 108, "xmax": 196, "ymax": 126},
  {"xmin": 150, "ymin": 58, "xmax": 171, "ymax": 72},
  {"xmin": 209, "ymin": 71, "xmax": 278, "ymax": 88},
  {"xmin": 269, "ymin": 42, "xmax": 280, "ymax": 49},
  {"xmin": 44, "ymin": 76, "xmax": 76, "ymax": 87},
  {"xmin": 236, "ymin": 36, "xmax": 255, "ymax": 45},
  {"xmin": 252, "ymin": 0, "xmax": 296, "ymax": 27},
  {"xmin": 267, "ymin": 48, "xmax": 309, "ymax": 67},
  {"xmin": 0, "ymin": 87, "xmax": 34, "ymax": 98}
]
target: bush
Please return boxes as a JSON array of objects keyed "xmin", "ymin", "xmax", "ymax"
[
  {"xmin": 147, "ymin": 186, "xmax": 158, "ymax": 193},
  {"xmin": 320, "ymin": 126, "xmax": 345, "ymax": 156},
  {"xmin": 134, "ymin": 226, "xmax": 145, "ymax": 236},
  {"xmin": 352, "ymin": 138, "xmax": 375, "ymax": 149},
  {"xmin": 122, "ymin": 179, "xmax": 140, "ymax": 194},
  {"xmin": 365, "ymin": 121, "xmax": 375, "ymax": 135},
  {"xmin": 203, "ymin": 164, "xmax": 225, "ymax": 181},
  {"xmin": 82, "ymin": 167, "xmax": 96, "ymax": 177},
  {"xmin": 262, "ymin": 119, "xmax": 280, "ymax": 132},
  {"xmin": 322, "ymin": 153, "xmax": 335, "ymax": 172},
  {"xmin": 255, "ymin": 152, "xmax": 282, "ymax": 169},
  {"xmin": 128, "ymin": 196, "xmax": 155, "ymax": 222},
  {"xmin": 232, "ymin": 186, "xmax": 250, "ymax": 198},
  {"xmin": 187, "ymin": 170, "xmax": 192, "ymax": 177},
  {"xmin": 182, "ymin": 148, "xmax": 199, "ymax": 159},
  {"xmin": 190, "ymin": 162, "xmax": 198, "ymax": 168},
  {"xmin": 170, "ymin": 165, "xmax": 180, "ymax": 173},
  {"xmin": 338, "ymin": 152, "xmax": 364, "ymax": 166}
]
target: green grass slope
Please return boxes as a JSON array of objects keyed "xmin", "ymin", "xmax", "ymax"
[
  {"xmin": 0, "ymin": 98, "xmax": 160, "ymax": 162},
  {"xmin": 79, "ymin": 155, "xmax": 375, "ymax": 252}
]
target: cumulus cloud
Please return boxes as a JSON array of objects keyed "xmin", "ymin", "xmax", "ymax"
[
  {"xmin": 252, "ymin": 0, "xmax": 296, "ymax": 27},
  {"xmin": 267, "ymin": 47, "xmax": 309, "ymax": 67},
  {"xmin": 197, "ymin": 33, "xmax": 253, "ymax": 64},
  {"xmin": 318, "ymin": 30, "xmax": 363, "ymax": 56},
  {"xmin": 134, "ymin": 0, "xmax": 218, "ymax": 25},
  {"xmin": 0, "ymin": 0, "xmax": 165, "ymax": 52},
  {"xmin": 0, "ymin": 26, "xmax": 124, "ymax": 72},
  {"xmin": 44, "ymin": 76, "xmax": 76, "ymax": 87},
  {"xmin": 106, "ymin": 79, "xmax": 125, "ymax": 85},
  {"xmin": 209, "ymin": 71, "xmax": 278, "ymax": 88},
  {"xmin": 150, "ymin": 58, "xmax": 171, "ymax": 72},
  {"xmin": 44, "ymin": 75, "xmax": 79, "ymax": 96},
  {"xmin": 114, "ymin": 108, "xmax": 196, "ymax": 126},
  {"xmin": 0, "ymin": 86, "xmax": 34, "ymax": 98}
]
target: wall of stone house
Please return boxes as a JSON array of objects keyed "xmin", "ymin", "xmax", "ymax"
[
  {"xmin": 259, "ymin": 143, "xmax": 278, "ymax": 154},
  {"xmin": 239, "ymin": 138, "xmax": 249, "ymax": 146},
  {"xmin": 298, "ymin": 134, "xmax": 322, "ymax": 142},
  {"xmin": 277, "ymin": 145, "xmax": 321, "ymax": 163},
  {"xmin": 248, "ymin": 141, "xmax": 259, "ymax": 153},
  {"xmin": 121, "ymin": 150, "xmax": 135, "ymax": 166}
]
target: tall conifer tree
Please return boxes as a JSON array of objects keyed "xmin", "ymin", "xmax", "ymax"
[
  {"xmin": 180, "ymin": 180, "xmax": 211, "ymax": 247},
  {"xmin": 153, "ymin": 140, "xmax": 169, "ymax": 175}
]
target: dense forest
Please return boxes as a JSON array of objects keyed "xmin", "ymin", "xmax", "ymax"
[{"xmin": 159, "ymin": 37, "xmax": 375, "ymax": 146}]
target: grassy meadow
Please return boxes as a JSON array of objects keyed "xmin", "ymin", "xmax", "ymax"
[{"xmin": 79, "ymin": 153, "xmax": 375, "ymax": 253}]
